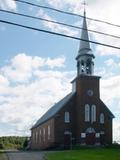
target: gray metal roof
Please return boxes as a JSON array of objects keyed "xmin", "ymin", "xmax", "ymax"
[{"xmin": 32, "ymin": 92, "xmax": 75, "ymax": 129}]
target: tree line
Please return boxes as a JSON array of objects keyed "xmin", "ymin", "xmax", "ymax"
[{"xmin": 0, "ymin": 136, "xmax": 28, "ymax": 150}]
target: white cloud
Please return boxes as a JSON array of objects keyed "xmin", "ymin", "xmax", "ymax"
[
  {"xmin": 1, "ymin": 53, "xmax": 66, "ymax": 83},
  {"xmin": 113, "ymin": 121, "xmax": 120, "ymax": 143},
  {"xmin": 101, "ymin": 75, "xmax": 120, "ymax": 103},
  {"xmin": 46, "ymin": 0, "xmax": 120, "ymax": 57},
  {"xmin": 0, "ymin": 53, "xmax": 72, "ymax": 136},
  {"xmin": 36, "ymin": 9, "xmax": 78, "ymax": 36},
  {"xmin": 47, "ymin": 0, "xmax": 83, "ymax": 13},
  {"xmin": 105, "ymin": 59, "xmax": 120, "ymax": 69},
  {"xmin": 0, "ymin": 0, "xmax": 17, "ymax": 11}
]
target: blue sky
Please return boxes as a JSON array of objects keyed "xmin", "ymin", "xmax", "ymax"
[{"xmin": 0, "ymin": 0, "xmax": 120, "ymax": 143}]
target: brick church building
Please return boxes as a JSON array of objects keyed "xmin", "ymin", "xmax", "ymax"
[{"xmin": 30, "ymin": 11, "xmax": 114, "ymax": 150}]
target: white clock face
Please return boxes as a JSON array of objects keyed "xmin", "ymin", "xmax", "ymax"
[{"xmin": 87, "ymin": 90, "xmax": 93, "ymax": 96}]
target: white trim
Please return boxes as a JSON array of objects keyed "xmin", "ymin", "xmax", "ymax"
[
  {"xmin": 86, "ymin": 127, "xmax": 95, "ymax": 133},
  {"xmin": 81, "ymin": 133, "xmax": 86, "ymax": 138},
  {"xmin": 96, "ymin": 133, "xmax": 100, "ymax": 138}
]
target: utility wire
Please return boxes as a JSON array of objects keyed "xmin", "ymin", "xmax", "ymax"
[
  {"xmin": 15, "ymin": 0, "xmax": 120, "ymax": 28},
  {"xmin": 0, "ymin": 19, "xmax": 120, "ymax": 50},
  {"xmin": 0, "ymin": 9, "xmax": 120, "ymax": 40}
]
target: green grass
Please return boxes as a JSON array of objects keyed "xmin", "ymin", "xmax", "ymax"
[{"xmin": 47, "ymin": 148, "xmax": 120, "ymax": 160}]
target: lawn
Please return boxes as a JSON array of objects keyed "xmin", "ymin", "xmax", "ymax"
[{"xmin": 47, "ymin": 148, "xmax": 120, "ymax": 160}]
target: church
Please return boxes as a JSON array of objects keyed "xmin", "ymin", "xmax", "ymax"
[{"xmin": 30, "ymin": 11, "xmax": 114, "ymax": 150}]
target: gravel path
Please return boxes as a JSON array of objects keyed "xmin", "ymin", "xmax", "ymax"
[{"xmin": 6, "ymin": 151, "xmax": 45, "ymax": 160}]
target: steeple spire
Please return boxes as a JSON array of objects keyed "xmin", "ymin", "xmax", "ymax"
[
  {"xmin": 76, "ymin": 8, "xmax": 95, "ymax": 76},
  {"xmin": 77, "ymin": 9, "xmax": 91, "ymax": 56}
]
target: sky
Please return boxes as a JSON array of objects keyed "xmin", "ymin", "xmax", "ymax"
[{"xmin": 0, "ymin": 0, "xmax": 120, "ymax": 143}]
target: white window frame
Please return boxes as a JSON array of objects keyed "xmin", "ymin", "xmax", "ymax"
[
  {"xmin": 85, "ymin": 104, "xmax": 90, "ymax": 122},
  {"xmin": 100, "ymin": 113, "xmax": 105, "ymax": 124},
  {"xmin": 91, "ymin": 105, "xmax": 96, "ymax": 122},
  {"xmin": 64, "ymin": 112, "xmax": 70, "ymax": 123}
]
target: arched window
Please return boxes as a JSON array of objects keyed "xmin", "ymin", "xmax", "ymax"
[
  {"xmin": 81, "ymin": 60, "xmax": 85, "ymax": 74},
  {"xmin": 64, "ymin": 112, "xmax": 70, "ymax": 123},
  {"xmin": 91, "ymin": 105, "xmax": 96, "ymax": 122},
  {"xmin": 81, "ymin": 60, "xmax": 84, "ymax": 66},
  {"xmin": 100, "ymin": 113, "xmax": 104, "ymax": 124},
  {"xmin": 85, "ymin": 104, "xmax": 90, "ymax": 122}
]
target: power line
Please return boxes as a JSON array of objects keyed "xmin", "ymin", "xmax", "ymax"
[
  {"xmin": 0, "ymin": 19, "xmax": 120, "ymax": 50},
  {"xmin": 0, "ymin": 9, "xmax": 120, "ymax": 40},
  {"xmin": 15, "ymin": 0, "xmax": 120, "ymax": 28}
]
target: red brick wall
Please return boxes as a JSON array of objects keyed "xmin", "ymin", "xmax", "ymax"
[
  {"xmin": 30, "ymin": 75, "xmax": 113, "ymax": 149},
  {"xmin": 30, "ymin": 118, "xmax": 55, "ymax": 150},
  {"xmin": 54, "ymin": 95, "xmax": 76, "ymax": 147}
]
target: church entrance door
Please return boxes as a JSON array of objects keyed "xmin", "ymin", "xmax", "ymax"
[
  {"xmin": 100, "ymin": 134, "xmax": 105, "ymax": 145},
  {"xmin": 64, "ymin": 132, "xmax": 71, "ymax": 149},
  {"xmin": 86, "ymin": 133, "xmax": 95, "ymax": 145}
]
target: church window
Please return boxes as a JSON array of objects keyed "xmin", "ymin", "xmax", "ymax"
[
  {"xmin": 81, "ymin": 60, "xmax": 84, "ymax": 66},
  {"xmin": 100, "ymin": 113, "xmax": 104, "ymax": 124},
  {"xmin": 43, "ymin": 128, "xmax": 45, "ymax": 142},
  {"xmin": 77, "ymin": 61, "xmax": 80, "ymax": 67},
  {"xmin": 91, "ymin": 105, "xmax": 96, "ymax": 122},
  {"xmin": 86, "ymin": 59, "xmax": 91, "ymax": 74},
  {"xmin": 35, "ymin": 130, "xmax": 38, "ymax": 144},
  {"xmin": 65, "ymin": 112, "xmax": 70, "ymax": 123},
  {"xmin": 72, "ymin": 81, "xmax": 76, "ymax": 93},
  {"xmin": 39, "ymin": 129, "xmax": 41, "ymax": 143},
  {"xmin": 48, "ymin": 125, "xmax": 50, "ymax": 140},
  {"xmin": 85, "ymin": 104, "xmax": 90, "ymax": 122},
  {"xmin": 33, "ymin": 132, "xmax": 35, "ymax": 142},
  {"xmin": 81, "ymin": 60, "xmax": 85, "ymax": 74}
]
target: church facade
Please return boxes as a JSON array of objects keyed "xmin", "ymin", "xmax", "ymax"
[{"xmin": 30, "ymin": 11, "xmax": 114, "ymax": 150}]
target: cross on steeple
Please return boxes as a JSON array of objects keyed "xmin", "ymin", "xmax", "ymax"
[{"xmin": 82, "ymin": 0, "xmax": 87, "ymax": 15}]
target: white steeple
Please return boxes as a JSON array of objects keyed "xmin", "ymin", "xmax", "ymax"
[{"xmin": 76, "ymin": 10, "xmax": 95, "ymax": 76}]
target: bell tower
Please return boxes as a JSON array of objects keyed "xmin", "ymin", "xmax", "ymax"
[{"xmin": 76, "ymin": 11, "xmax": 95, "ymax": 76}]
